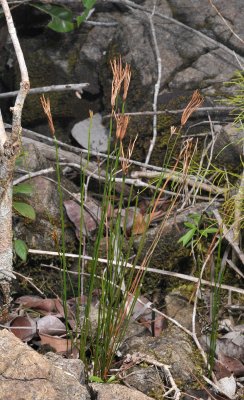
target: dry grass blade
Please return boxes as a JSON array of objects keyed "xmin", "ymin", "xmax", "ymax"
[
  {"xmin": 181, "ymin": 90, "xmax": 204, "ymax": 126},
  {"xmin": 40, "ymin": 95, "xmax": 55, "ymax": 136}
]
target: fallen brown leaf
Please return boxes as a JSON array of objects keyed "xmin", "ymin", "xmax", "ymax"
[
  {"xmin": 39, "ymin": 333, "xmax": 73, "ymax": 353},
  {"xmin": 9, "ymin": 315, "xmax": 36, "ymax": 342}
]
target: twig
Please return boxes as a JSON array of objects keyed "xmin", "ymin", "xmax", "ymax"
[
  {"xmin": 130, "ymin": 170, "xmax": 226, "ymax": 195},
  {"xmin": 145, "ymin": 4, "xmax": 162, "ymax": 166},
  {"xmin": 0, "ymin": 0, "xmax": 29, "ymax": 293},
  {"xmin": 226, "ymin": 258, "xmax": 244, "ymax": 279},
  {"xmin": 110, "ymin": 0, "xmax": 244, "ymax": 66},
  {"xmin": 35, "ymin": 252, "xmax": 244, "ymax": 295},
  {"xmin": 0, "ymin": 83, "xmax": 89, "ymax": 99},
  {"xmin": 103, "ymin": 106, "xmax": 234, "ymax": 119},
  {"xmin": 84, "ymin": 20, "xmax": 118, "ymax": 27},
  {"xmin": 13, "ymin": 271, "xmax": 44, "ymax": 295},
  {"xmin": 123, "ymin": 353, "xmax": 181, "ymax": 400},
  {"xmin": 208, "ymin": 0, "xmax": 244, "ymax": 45},
  {"xmin": 213, "ymin": 209, "xmax": 244, "ymax": 264},
  {"xmin": 13, "ymin": 167, "xmax": 55, "ymax": 185},
  {"xmin": 1, "ymin": 0, "xmax": 30, "ymax": 138}
]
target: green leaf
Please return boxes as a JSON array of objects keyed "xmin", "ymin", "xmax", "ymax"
[
  {"xmin": 13, "ymin": 183, "xmax": 33, "ymax": 195},
  {"xmin": 31, "ymin": 4, "xmax": 75, "ymax": 32},
  {"xmin": 178, "ymin": 228, "xmax": 196, "ymax": 247},
  {"xmin": 191, "ymin": 213, "xmax": 201, "ymax": 223},
  {"xmin": 184, "ymin": 222, "xmax": 196, "ymax": 229},
  {"xmin": 83, "ymin": 0, "xmax": 96, "ymax": 8},
  {"xmin": 107, "ymin": 375, "xmax": 116, "ymax": 383},
  {"xmin": 89, "ymin": 376, "xmax": 104, "ymax": 383},
  {"xmin": 200, "ymin": 227, "xmax": 218, "ymax": 238},
  {"xmin": 13, "ymin": 202, "xmax": 36, "ymax": 220},
  {"xmin": 14, "ymin": 239, "xmax": 28, "ymax": 262},
  {"xmin": 202, "ymin": 227, "xmax": 218, "ymax": 234}
]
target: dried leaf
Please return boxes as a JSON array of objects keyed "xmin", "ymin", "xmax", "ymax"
[
  {"xmin": 39, "ymin": 333, "xmax": 73, "ymax": 353},
  {"xmin": 218, "ymin": 352, "xmax": 244, "ymax": 377},
  {"xmin": 217, "ymin": 331, "xmax": 244, "ymax": 361},
  {"xmin": 117, "ymin": 207, "xmax": 146, "ymax": 236},
  {"xmin": 37, "ymin": 315, "xmax": 66, "ymax": 336},
  {"xmin": 130, "ymin": 295, "xmax": 165, "ymax": 336},
  {"xmin": 64, "ymin": 198, "xmax": 100, "ymax": 239},
  {"xmin": 9, "ymin": 315, "xmax": 36, "ymax": 341},
  {"xmin": 15, "ymin": 295, "xmax": 56, "ymax": 313}
]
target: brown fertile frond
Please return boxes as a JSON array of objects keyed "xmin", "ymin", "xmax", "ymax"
[
  {"xmin": 40, "ymin": 95, "xmax": 55, "ymax": 136},
  {"xmin": 181, "ymin": 90, "xmax": 204, "ymax": 126},
  {"xmin": 120, "ymin": 134, "xmax": 137, "ymax": 174},
  {"xmin": 110, "ymin": 56, "xmax": 131, "ymax": 108},
  {"xmin": 110, "ymin": 56, "xmax": 126, "ymax": 108},
  {"xmin": 123, "ymin": 63, "xmax": 131, "ymax": 102},
  {"xmin": 114, "ymin": 112, "xmax": 130, "ymax": 141}
]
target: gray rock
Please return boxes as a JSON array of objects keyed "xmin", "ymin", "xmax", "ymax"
[
  {"xmin": 91, "ymin": 383, "xmax": 154, "ymax": 400},
  {"xmin": 45, "ymin": 352, "xmax": 86, "ymax": 384},
  {"xmin": 71, "ymin": 113, "xmax": 109, "ymax": 152},
  {"xmin": 123, "ymin": 325, "xmax": 200, "ymax": 385},
  {"xmin": 0, "ymin": 329, "xmax": 90, "ymax": 400}
]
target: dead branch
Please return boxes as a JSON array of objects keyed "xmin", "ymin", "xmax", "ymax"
[
  {"xmin": 208, "ymin": 0, "xmax": 244, "ymax": 45},
  {"xmin": 213, "ymin": 209, "xmax": 244, "ymax": 264},
  {"xmin": 0, "ymin": 0, "xmax": 29, "ymax": 311},
  {"xmin": 145, "ymin": 4, "xmax": 162, "ymax": 165},
  {"xmin": 0, "ymin": 83, "xmax": 89, "ymax": 99},
  {"xmin": 103, "ymin": 106, "xmax": 234, "ymax": 119},
  {"xmin": 130, "ymin": 170, "xmax": 226, "ymax": 195}
]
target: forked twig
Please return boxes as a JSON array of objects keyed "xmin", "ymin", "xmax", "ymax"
[{"xmin": 145, "ymin": 4, "xmax": 162, "ymax": 166}]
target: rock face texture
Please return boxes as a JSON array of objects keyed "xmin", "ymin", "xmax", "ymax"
[
  {"xmin": 0, "ymin": 329, "xmax": 90, "ymax": 400},
  {"xmin": 91, "ymin": 383, "xmax": 154, "ymax": 400},
  {"xmin": 0, "ymin": 330, "xmax": 156, "ymax": 400}
]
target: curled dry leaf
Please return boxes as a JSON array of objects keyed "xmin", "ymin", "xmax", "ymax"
[
  {"xmin": 9, "ymin": 315, "xmax": 36, "ymax": 342},
  {"xmin": 115, "ymin": 207, "xmax": 147, "ymax": 236},
  {"xmin": 37, "ymin": 315, "xmax": 66, "ymax": 336},
  {"xmin": 218, "ymin": 352, "xmax": 244, "ymax": 378},
  {"xmin": 64, "ymin": 198, "xmax": 100, "ymax": 240},
  {"xmin": 129, "ymin": 294, "xmax": 165, "ymax": 336},
  {"xmin": 39, "ymin": 333, "xmax": 73, "ymax": 353},
  {"xmin": 15, "ymin": 295, "xmax": 57, "ymax": 313},
  {"xmin": 217, "ymin": 330, "xmax": 244, "ymax": 361}
]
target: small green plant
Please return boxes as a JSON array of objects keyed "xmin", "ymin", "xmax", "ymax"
[
  {"xmin": 32, "ymin": 0, "xmax": 97, "ymax": 33},
  {"xmin": 13, "ymin": 182, "xmax": 35, "ymax": 261},
  {"xmin": 178, "ymin": 213, "xmax": 218, "ymax": 248}
]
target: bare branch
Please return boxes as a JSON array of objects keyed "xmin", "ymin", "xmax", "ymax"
[
  {"xmin": 0, "ymin": 83, "xmax": 89, "ymax": 99},
  {"xmin": 103, "ymin": 106, "xmax": 234, "ymax": 119},
  {"xmin": 145, "ymin": 4, "xmax": 162, "ymax": 165},
  {"xmin": 209, "ymin": 0, "xmax": 244, "ymax": 45},
  {"xmin": 32, "ymin": 252, "xmax": 244, "ymax": 295},
  {"xmin": 1, "ymin": 0, "xmax": 30, "ymax": 138}
]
